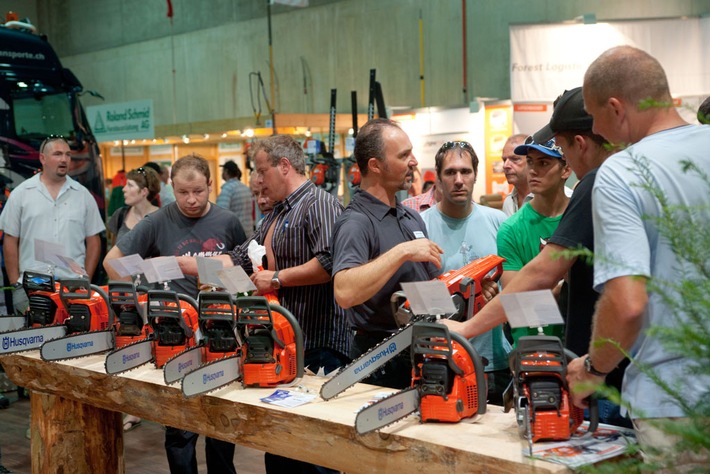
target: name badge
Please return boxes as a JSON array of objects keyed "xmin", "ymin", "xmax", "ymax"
[{"xmin": 413, "ymin": 231, "xmax": 425, "ymax": 239}]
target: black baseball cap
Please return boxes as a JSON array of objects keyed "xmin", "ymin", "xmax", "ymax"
[{"xmin": 533, "ymin": 87, "xmax": 593, "ymax": 144}]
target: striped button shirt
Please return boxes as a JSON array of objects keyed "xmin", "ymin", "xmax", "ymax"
[{"xmin": 228, "ymin": 180, "xmax": 349, "ymax": 355}]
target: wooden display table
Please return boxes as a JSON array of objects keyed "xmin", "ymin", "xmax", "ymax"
[{"xmin": 1, "ymin": 352, "xmax": 569, "ymax": 473}]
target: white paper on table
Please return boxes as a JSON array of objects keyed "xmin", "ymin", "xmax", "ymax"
[
  {"xmin": 106, "ymin": 254, "xmax": 146, "ymax": 278},
  {"xmin": 34, "ymin": 239, "xmax": 66, "ymax": 267},
  {"xmin": 400, "ymin": 280, "xmax": 457, "ymax": 316},
  {"xmin": 260, "ymin": 389, "xmax": 317, "ymax": 408},
  {"xmin": 499, "ymin": 289, "xmax": 564, "ymax": 329},
  {"xmin": 140, "ymin": 256, "xmax": 184, "ymax": 283},
  {"xmin": 196, "ymin": 257, "xmax": 225, "ymax": 287},
  {"xmin": 217, "ymin": 265, "xmax": 257, "ymax": 294}
]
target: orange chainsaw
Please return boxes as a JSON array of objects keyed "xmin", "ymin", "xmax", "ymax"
[
  {"xmin": 391, "ymin": 254, "xmax": 505, "ymax": 326},
  {"xmin": 321, "ymin": 255, "xmax": 503, "ymax": 400},
  {"xmin": 355, "ymin": 322, "xmax": 487, "ymax": 434},
  {"xmin": 39, "ymin": 279, "xmax": 113, "ymax": 360},
  {"xmin": 35, "ymin": 280, "xmax": 151, "ymax": 361},
  {"xmin": 504, "ymin": 335, "xmax": 598, "ymax": 455},
  {"xmin": 104, "ymin": 289, "xmax": 199, "ymax": 374},
  {"xmin": 1, "ymin": 273, "xmax": 90, "ymax": 355},
  {"xmin": 181, "ymin": 295, "xmax": 304, "ymax": 397},
  {"xmin": 107, "ymin": 281, "xmax": 152, "ymax": 349},
  {"xmin": 162, "ymin": 290, "xmax": 241, "ymax": 384}
]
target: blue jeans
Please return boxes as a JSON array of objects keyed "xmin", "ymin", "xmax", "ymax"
[
  {"xmin": 586, "ymin": 398, "xmax": 633, "ymax": 429},
  {"xmin": 164, "ymin": 427, "xmax": 236, "ymax": 474},
  {"xmin": 264, "ymin": 347, "xmax": 349, "ymax": 474}
]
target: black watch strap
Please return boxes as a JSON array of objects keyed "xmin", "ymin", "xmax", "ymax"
[{"xmin": 584, "ymin": 355, "xmax": 609, "ymax": 377}]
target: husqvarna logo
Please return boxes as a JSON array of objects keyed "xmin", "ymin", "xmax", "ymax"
[
  {"xmin": 67, "ymin": 341, "xmax": 94, "ymax": 352},
  {"xmin": 2, "ymin": 334, "xmax": 44, "ymax": 351},
  {"xmin": 378, "ymin": 401, "xmax": 405, "ymax": 421},
  {"xmin": 203, "ymin": 370, "xmax": 225, "ymax": 385}
]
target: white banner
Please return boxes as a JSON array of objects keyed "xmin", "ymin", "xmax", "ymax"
[
  {"xmin": 88, "ymin": 99, "xmax": 155, "ymax": 142},
  {"xmin": 510, "ymin": 18, "xmax": 709, "ymax": 101}
]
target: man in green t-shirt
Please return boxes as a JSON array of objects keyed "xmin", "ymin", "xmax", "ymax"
[{"xmin": 496, "ymin": 137, "xmax": 570, "ymax": 344}]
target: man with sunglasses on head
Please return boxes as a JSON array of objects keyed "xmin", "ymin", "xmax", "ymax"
[
  {"xmin": 0, "ymin": 136, "xmax": 104, "ymax": 314},
  {"xmin": 496, "ymin": 135, "xmax": 571, "ymax": 344},
  {"xmin": 331, "ymin": 118, "xmax": 444, "ymax": 389},
  {"xmin": 420, "ymin": 140, "xmax": 510, "ymax": 404}
]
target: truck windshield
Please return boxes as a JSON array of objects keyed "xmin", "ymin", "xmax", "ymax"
[{"xmin": 12, "ymin": 90, "xmax": 75, "ymax": 140}]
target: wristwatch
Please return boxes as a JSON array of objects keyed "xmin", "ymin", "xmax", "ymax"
[
  {"xmin": 271, "ymin": 271, "xmax": 281, "ymax": 290},
  {"xmin": 12, "ymin": 281, "xmax": 22, "ymax": 290},
  {"xmin": 584, "ymin": 355, "xmax": 609, "ymax": 377}
]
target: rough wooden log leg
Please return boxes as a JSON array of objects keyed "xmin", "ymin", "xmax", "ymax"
[{"xmin": 30, "ymin": 391, "xmax": 124, "ymax": 474}]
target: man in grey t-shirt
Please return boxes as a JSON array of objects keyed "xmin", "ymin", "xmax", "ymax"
[{"xmin": 104, "ymin": 153, "xmax": 245, "ymax": 474}]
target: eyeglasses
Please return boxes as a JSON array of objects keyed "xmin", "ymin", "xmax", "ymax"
[
  {"xmin": 135, "ymin": 167, "xmax": 147, "ymax": 177},
  {"xmin": 524, "ymin": 135, "xmax": 564, "ymax": 156},
  {"xmin": 39, "ymin": 135, "xmax": 66, "ymax": 154},
  {"xmin": 439, "ymin": 141, "xmax": 474, "ymax": 153}
]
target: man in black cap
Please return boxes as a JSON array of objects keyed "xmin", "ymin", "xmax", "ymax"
[
  {"xmin": 443, "ymin": 87, "xmax": 628, "ymax": 425},
  {"xmin": 217, "ymin": 160, "xmax": 255, "ymax": 238}
]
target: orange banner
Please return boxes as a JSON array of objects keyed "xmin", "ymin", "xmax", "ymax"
[{"xmin": 484, "ymin": 104, "xmax": 513, "ymax": 196}]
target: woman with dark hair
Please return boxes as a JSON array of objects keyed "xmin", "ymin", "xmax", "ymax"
[
  {"xmin": 107, "ymin": 167, "xmax": 161, "ymax": 245},
  {"xmin": 107, "ymin": 166, "xmax": 160, "ymax": 432}
]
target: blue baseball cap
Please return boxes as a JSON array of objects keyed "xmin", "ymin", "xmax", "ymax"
[{"xmin": 514, "ymin": 136, "xmax": 564, "ymax": 159}]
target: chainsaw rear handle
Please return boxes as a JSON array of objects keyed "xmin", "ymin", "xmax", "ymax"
[
  {"xmin": 107, "ymin": 281, "xmax": 148, "ymax": 328},
  {"xmin": 564, "ymin": 348, "xmax": 599, "ymax": 434},
  {"xmin": 197, "ymin": 290, "xmax": 238, "ymax": 343},
  {"xmin": 59, "ymin": 279, "xmax": 110, "ymax": 316},
  {"xmin": 146, "ymin": 290, "xmax": 198, "ymax": 338}
]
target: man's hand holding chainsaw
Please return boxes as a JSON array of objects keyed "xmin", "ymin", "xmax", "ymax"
[{"xmin": 334, "ymin": 238, "xmax": 443, "ymax": 309}]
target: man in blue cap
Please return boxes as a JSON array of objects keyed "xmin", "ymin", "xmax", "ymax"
[
  {"xmin": 442, "ymin": 87, "xmax": 628, "ymax": 426},
  {"xmin": 495, "ymin": 135, "xmax": 570, "ymax": 344}
]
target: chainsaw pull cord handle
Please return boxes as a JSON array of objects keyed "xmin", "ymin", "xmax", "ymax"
[{"xmin": 564, "ymin": 348, "xmax": 600, "ymax": 434}]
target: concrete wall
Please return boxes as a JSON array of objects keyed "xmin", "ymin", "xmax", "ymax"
[{"xmin": 5, "ymin": 0, "xmax": 710, "ymax": 132}]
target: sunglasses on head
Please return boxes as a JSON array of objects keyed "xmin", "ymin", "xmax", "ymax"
[
  {"xmin": 524, "ymin": 135, "xmax": 564, "ymax": 156},
  {"xmin": 439, "ymin": 141, "xmax": 474, "ymax": 153},
  {"xmin": 39, "ymin": 135, "xmax": 66, "ymax": 154}
]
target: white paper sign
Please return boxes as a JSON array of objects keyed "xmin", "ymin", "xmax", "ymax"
[
  {"xmin": 34, "ymin": 239, "xmax": 66, "ymax": 267},
  {"xmin": 140, "ymin": 256, "xmax": 184, "ymax": 283},
  {"xmin": 400, "ymin": 280, "xmax": 457, "ymax": 316},
  {"xmin": 57, "ymin": 255, "xmax": 87, "ymax": 277},
  {"xmin": 217, "ymin": 265, "xmax": 257, "ymax": 294},
  {"xmin": 196, "ymin": 257, "xmax": 225, "ymax": 288},
  {"xmin": 499, "ymin": 290, "xmax": 564, "ymax": 329},
  {"xmin": 106, "ymin": 254, "xmax": 145, "ymax": 278}
]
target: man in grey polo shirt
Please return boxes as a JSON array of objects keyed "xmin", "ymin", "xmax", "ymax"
[{"xmin": 332, "ymin": 118, "xmax": 443, "ymax": 389}]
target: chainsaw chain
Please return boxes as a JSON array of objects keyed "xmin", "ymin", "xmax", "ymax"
[
  {"xmin": 181, "ymin": 353, "xmax": 242, "ymax": 397},
  {"xmin": 355, "ymin": 386, "xmax": 420, "ymax": 434},
  {"xmin": 40, "ymin": 329, "xmax": 115, "ymax": 362},
  {"xmin": 320, "ymin": 315, "xmax": 437, "ymax": 400},
  {"xmin": 104, "ymin": 336, "xmax": 154, "ymax": 375}
]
